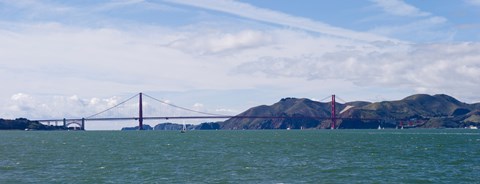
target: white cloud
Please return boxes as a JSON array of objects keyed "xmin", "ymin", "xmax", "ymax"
[
  {"xmin": 168, "ymin": 30, "xmax": 273, "ymax": 54},
  {"xmin": 233, "ymin": 42, "xmax": 480, "ymax": 102},
  {"xmin": 367, "ymin": 0, "xmax": 449, "ymax": 42},
  {"xmin": 94, "ymin": 0, "xmax": 179, "ymax": 12},
  {"xmin": 193, "ymin": 103, "xmax": 204, "ymax": 108},
  {"xmin": 2, "ymin": 19, "xmax": 477, "ymax": 111},
  {"xmin": 215, "ymin": 108, "xmax": 237, "ymax": 113},
  {"xmin": 167, "ymin": 0, "xmax": 399, "ymax": 43},
  {"xmin": 370, "ymin": 0, "xmax": 430, "ymax": 17},
  {"xmin": 8, "ymin": 93, "xmax": 35, "ymax": 112},
  {"xmin": 369, "ymin": 16, "xmax": 450, "ymax": 41},
  {"xmin": 0, "ymin": 0, "xmax": 74, "ymax": 14},
  {"xmin": 11, "ymin": 93, "xmax": 31, "ymax": 101},
  {"xmin": 465, "ymin": 0, "xmax": 480, "ymax": 6},
  {"xmin": 0, "ymin": 22, "xmax": 213, "ymax": 94},
  {"xmin": 98, "ymin": 0, "xmax": 145, "ymax": 9}
]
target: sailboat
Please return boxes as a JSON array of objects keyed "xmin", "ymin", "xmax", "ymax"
[{"xmin": 180, "ymin": 122, "xmax": 187, "ymax": 133}]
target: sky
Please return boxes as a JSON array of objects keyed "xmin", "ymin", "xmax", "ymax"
[{"xmin": 1, "ymin": 0, "xmax": 479, "ymax": 130}]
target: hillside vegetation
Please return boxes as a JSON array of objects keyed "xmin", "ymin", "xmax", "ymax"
[
  {"xmin": 221, "ymin": 94, "xmax": 480, "ymax": 129},
  {"xmin": 0, "ymin": 118, "xmax": 66, "ymax": 130}
]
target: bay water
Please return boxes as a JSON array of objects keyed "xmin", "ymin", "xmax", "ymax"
[{"xmin": 1, "ymin": 129, "xmax": 479, "ymax": 183}]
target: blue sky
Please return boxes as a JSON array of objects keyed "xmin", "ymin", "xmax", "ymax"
[{"xmin": 1, "ymin": 0, "xmax": 479, "ymax": 129}]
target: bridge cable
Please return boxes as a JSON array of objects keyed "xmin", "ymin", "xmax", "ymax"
[
  {"xmin": 335, "ymin": 96, "xmax": 348, "ymax": 104},
  {"xmin": 317, "ymin": 95, "xmax": 332, "ymax": 102},
  {"xmin": 142, "ymin": 93, "xmax": 230, "ymax": 116},
  {"xmin": 86, "ymin": 93, "xmax": 140, "ymax": 119}
]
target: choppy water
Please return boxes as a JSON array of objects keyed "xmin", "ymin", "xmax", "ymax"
[{"xmin": 1, "ymin": 129, "xmax": 479, "ymax": 183}]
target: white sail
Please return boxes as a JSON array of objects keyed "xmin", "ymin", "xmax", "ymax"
[{"xmin": 181, "ymin": 122, "xmax": 187, "ymax": 133}]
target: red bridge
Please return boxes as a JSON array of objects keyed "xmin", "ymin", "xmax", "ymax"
[{"xmin": 32, "ymin": 93, "xmax": 401, "ymax": 130}]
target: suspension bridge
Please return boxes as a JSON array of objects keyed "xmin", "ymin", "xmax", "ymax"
[{"xmin": 31, "ymin": 93, "xmax": 402, "ymax": 130}]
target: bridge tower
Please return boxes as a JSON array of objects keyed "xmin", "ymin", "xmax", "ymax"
[
  {"xmin": 331, "ymin": 94, "xmax": 336, "ymax": 129},
  {"xmin": 81, "ymin": 118, "xmax": 85, "ymax": 130},
  {"xmin": 139, "ymin": 92, "xmax": 144, "ymax": 130}
]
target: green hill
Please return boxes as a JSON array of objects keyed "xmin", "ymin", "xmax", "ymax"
[
  {"xmin": 0, "ymin": 118, "xmax": 66, "ymax": 130},
  {"xmin": 222, "ymin": 98, "xmax": 337, "ymax": 129},
  {"xmin": 221, "ymin": 94, "xmax": 480, "ymax": 129}
]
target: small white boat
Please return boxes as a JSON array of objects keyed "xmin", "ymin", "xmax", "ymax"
[
  {"xmin": 466, "ymin": 125, "xmax": 478, "ymax": 129},
  {"xmin": 180, "ymin": 123, "xmax": 187, "ymax": 133}
]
